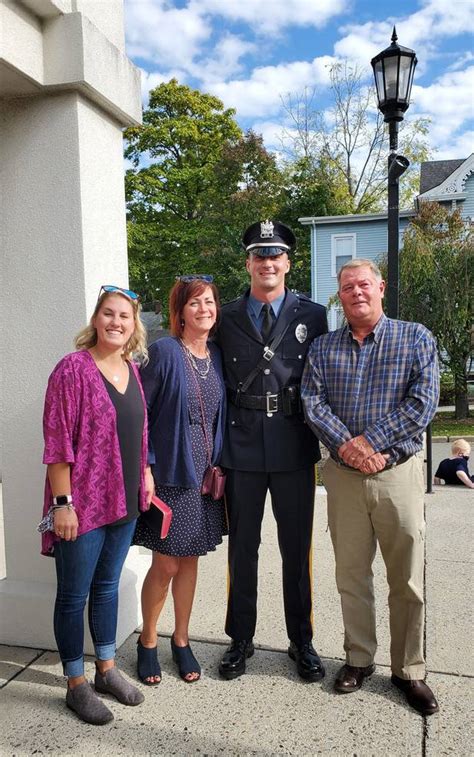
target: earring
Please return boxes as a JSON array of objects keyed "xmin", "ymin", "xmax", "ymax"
[{"xmin": 181, "ymin": 319, "xmax": 185, "ymax": 327}]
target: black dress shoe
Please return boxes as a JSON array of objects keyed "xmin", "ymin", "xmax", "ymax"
[
  {"xmin": 391, "ymin": 675, "xmax": 439, "ymax": 715},
  {"xmin": 334, "ymin": 663, "xmax": 376, "ymax": 693},
  {"xmin": 288, "ymin": 642, "xmax": 325, "ymax": 682},
  {"xmin": 218, "ymin": 640, "xmax": 254, "ymax": 680}
]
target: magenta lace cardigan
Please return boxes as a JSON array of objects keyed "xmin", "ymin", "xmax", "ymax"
[{"xmin": 41, "ymin": 350, "xmax": 148, "ymax": 556}]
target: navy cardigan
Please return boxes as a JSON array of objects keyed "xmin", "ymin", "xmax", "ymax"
[{"xmin": 140, "ymin": 336, "xmax": 226, "ymax": 488}]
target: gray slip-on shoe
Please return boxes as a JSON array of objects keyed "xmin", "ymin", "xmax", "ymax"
[
  {"xmin": 66, "ymin": 681, "xmax": 114, "ymax": 725},
  {"xmin": 95, "ymin": 666, "xmax": 145, "ymax": 705}
]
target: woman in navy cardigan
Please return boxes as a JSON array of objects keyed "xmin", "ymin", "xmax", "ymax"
[{"xmin": 133, "ymin": 276, "xmax": 227, "ymax": 684}]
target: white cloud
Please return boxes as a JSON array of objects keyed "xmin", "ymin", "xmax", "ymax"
[
  {"xmin": 125, "ymin": 0, "xmax": 349, "ymax": 72},
  {"xmin": 209, "ymin": 56, "xmax": 336, "ymax": 118},
  {"xmin": 447, "ymin": 51, "xmax": 474, "ymax": 72},
  {"xmin": 139, "ymin": 68, "xmax": 189, "ymax": 104},
  {"xmin": 335, "ymin": 0, "xmax": 474, "ymax": 67},
  {"xmin": 192, "ymin": 0, "xmax": 348, "ymax": 31},
  {"xmin": 192, "ymin": 33, "xmax": 256, "ymax": 84},
  {"xmin": 434, "ymin": 131, "xmax": 474, "ymax": 161},
  {"xmin": 249, "ymin": 120, "xmax": 288, "ymax": 151},
  {"xmin": 410, "ymin": 67, "xmax": 474, "ymax": 157},
  {"xmin": 124, "ymin": 0, "xmax": 211, "ymax": 68},
  {"xmin": 124, "ymin": 0, "xmax": 473, "ymax": 164}
]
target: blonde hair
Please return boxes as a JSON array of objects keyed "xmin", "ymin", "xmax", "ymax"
[
  {"xmin": 337, "ymin": 258, "xmax": 383, "ymax": 286},
  {"xmin": 451, "ymin": 438, "xmax": 471, "ymax": 456},
  {"xmin": 75, "ymin": 291, "xmax": 148, "ymax": 363}
]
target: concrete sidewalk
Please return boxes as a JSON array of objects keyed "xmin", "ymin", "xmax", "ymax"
[{"xmin": 1, "ymin": 485, "xmax": 473, "ymax": 756}]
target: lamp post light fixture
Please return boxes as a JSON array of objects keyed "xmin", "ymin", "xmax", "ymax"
[{"xmin": 371, "ymin": 27, "xmax": 417, "ymax": 318}]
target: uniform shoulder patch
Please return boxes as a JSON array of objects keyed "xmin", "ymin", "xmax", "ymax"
[{"xmin": 295, "ymin": 292, "xmax": 312, "ymax": 302}]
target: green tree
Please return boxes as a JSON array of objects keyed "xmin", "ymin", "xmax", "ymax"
[
  {"xmin": 278, "ymin": 155, "xmax": 353, "ymax": 293},
  {"xmin": 398, "ymin": 202, "xmax": 473, "ymax": 419},
  {"xmin": 125, "ymin": 83, "xmax": 288, "ymax": 312},
  {"xmin": 207, "ymin": 129, "xmax": 283, "ymax": 303},
  {"xmin": 124, "ymin": 79, "xmax": 242, "ymax": 310}
]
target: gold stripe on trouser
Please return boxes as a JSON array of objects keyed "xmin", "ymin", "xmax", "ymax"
[
  {"xmin": 308, "ymin": 463, "xmax": 318, "ymax": 635},
  {"xmin": 323, "ymin": 456, "xmax": 426, "ymax": 679},
  {"xmin": 223, "ymin": 492, "xmax": 231, "ymax": 599},
  {"xmin": 308, "ymin": 538, "xmax": 314, "ymax": 635}
]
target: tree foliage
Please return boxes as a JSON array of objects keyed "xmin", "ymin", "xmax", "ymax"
[
  {"xmin": 125, "ymin": 79, "xmax": 243, "ymax": 309},
  {"xmin": 126, "ymin": 75, "xmax": 410, "ymax": 314},
  {"xmin": 124, "ymin": 79, "xmax": 348, "ymax": 310},
  {"xmin": 125, "ymin": 81, "xmax": 296, "ymax": 310},
  {"xmin": 398, "ymin": 201, "xmax": 474, "ymax": 419},
  {"xmin": 278, "ymin": 156, "xmax": 353, "ymax": 293},
  {"xmin": 206, "ymin": 129, "xmax": 283, "ymax": 301}
]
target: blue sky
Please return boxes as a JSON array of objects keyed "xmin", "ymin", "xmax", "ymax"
[{"xmin": 124, "ymin": 0, "xmax": 474, "ymax": 160}]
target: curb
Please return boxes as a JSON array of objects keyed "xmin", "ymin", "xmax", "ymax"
[{"xmin": 432, "ymin": 436, "xmax": 474, "ymax": 443}]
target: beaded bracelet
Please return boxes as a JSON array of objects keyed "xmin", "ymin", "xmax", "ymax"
[{"xmin": 37, "ymin": 504, "xmax": 76, "ymax": 533}]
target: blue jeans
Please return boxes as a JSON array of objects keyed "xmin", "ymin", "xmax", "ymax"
[{"xmin": 54, "ymin": 520, "xmax": 136, "ymax": 678}]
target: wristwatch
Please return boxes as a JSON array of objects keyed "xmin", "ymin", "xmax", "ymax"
[{"xmin": 52, "ymin": 494, "xmax": 73, "ymax": 506}]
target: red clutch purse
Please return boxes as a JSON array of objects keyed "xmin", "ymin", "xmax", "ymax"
[
  {"xmin": 201, "ymin": 465, "xmax": 226, "ymax": 501},
  {"xmin": 141, "ymin": 495, "xmax": 172, "ymax": 539}
]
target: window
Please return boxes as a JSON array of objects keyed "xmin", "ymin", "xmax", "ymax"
[{"xmin": 331, "ymin": 233, "xmax": 356, "ymax": 277}]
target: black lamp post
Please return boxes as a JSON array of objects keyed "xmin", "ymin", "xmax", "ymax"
[
  {"xmin": 371, "ymin": 32, "xmax": 434, "ymax": 495},
  {"xmin": 371, "ymin": 27, "xmax": 417, "ymax": 318}
]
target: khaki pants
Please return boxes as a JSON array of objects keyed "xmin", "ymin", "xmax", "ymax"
[{"xmin": 323, "ymin": 456, "xmax": 426, "ymax": 680}]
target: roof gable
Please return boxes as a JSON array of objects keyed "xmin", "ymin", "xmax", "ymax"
[
  {"xmin": 418, "ymin": 153, "xmax": 474, "ymax": 199},
  {"xmin": 419, "ymin": 159, "xmax": 465, "ymax": 194}
]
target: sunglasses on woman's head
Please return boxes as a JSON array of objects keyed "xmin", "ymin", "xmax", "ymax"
[
  {"xmin": 98, "ymin": 285, "xmax": 139, "ymax": 301},
  {"xmin": 176, "ymin": 274, "xmax": 214, "ymax": 283}
]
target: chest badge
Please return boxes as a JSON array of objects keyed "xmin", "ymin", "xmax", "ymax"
[{"xmin": 295, "ymin": 323, "xmax": 307, "ymax": 343}]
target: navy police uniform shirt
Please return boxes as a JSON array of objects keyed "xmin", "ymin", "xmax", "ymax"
[{"xmin": 215, "ymin": 288, "xmax": 328, "ymax": 472}]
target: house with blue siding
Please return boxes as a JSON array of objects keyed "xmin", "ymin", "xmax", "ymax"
[{"xmin": 300, "ymin": 153, "xmax": 474, "ymax": 329}]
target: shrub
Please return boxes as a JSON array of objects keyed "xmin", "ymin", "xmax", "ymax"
[{"xmin": 439, "ymin": 371, "xmax": 455, "ymax": 405}]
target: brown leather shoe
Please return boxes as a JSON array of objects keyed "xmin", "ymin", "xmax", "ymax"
[
  {"xmin": 391, "ymin": 675, "xmax": 439, "ymax": 715},
  {"xmin": 334, "ymin": 663, "xmax": 376, "ymax": 693}
]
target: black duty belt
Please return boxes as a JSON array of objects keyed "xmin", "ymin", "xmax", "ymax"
[{"xmin": 228, "ymin": 385, "xmax": 302, "ymax": 416}]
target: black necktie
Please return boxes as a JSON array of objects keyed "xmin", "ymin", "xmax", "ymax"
[{"xmin": 261, "ymin": 303, "xmax": 273, "ymax": 343}]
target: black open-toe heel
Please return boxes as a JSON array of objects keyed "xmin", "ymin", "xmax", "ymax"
[
  {"xmin": 171, "ymin": 635, "xmax": 201, "ymax": 683},
  {"xmin": 137, "ymin": 636, "xmax": 161, "ymax": 686}
]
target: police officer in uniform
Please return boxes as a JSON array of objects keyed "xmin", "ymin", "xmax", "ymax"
[{"xmin": 215, "ymin": 220, "xmax": 328, "ymax": 681}]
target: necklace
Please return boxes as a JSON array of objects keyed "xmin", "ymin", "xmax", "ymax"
[
  {"xmin": 91, "ymin": 349, "xmax": 126, "ymax": 383},
  {"xmin": 181, "ymin": 341, "xmax": 211, "ymax": 379}
]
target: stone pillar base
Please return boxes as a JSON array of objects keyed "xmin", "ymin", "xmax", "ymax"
[{"xmin": 0, "ymin": 549, "xmax": 150, "ymax": 653}]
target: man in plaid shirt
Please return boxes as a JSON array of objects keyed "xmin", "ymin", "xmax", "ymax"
[{"xmin": 301, "ymin": 258, "xmax": 439, "ymax": 716}]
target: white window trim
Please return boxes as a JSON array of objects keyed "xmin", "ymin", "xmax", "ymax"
[
  {"xmin": 331, "ymin": 233, "xmax": 356, "ymax": 277},
  {"xmin": 329, "ymin": 304, "xmax": 345, "ymax": 331}
]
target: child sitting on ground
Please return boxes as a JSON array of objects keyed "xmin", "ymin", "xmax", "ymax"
[{"xmin": 434, "ymin": 439, "xmax": 474, "ymax": 489}]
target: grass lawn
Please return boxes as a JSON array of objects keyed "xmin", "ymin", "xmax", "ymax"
[{"xmin": 432, "ymin": 412, "xmax": 474, "ymax": 437}]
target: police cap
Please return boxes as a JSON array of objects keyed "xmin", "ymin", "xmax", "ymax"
[{"xmin": 242, "ymin": 219, "xmax": 296, "ymax": 257}]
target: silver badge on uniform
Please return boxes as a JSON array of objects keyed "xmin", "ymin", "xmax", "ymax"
[{"xmin": 295, "ymin": 323, "xmax": 307, "ymax": 343}]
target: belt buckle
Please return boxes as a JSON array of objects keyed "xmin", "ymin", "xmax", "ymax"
[
  {"xmin": 266, "ymin": 393, "xmax": 278, "ymax": 416},
  {"xmin": 263, "ymin": 347, "xmax": 275, "ymax": 361}
]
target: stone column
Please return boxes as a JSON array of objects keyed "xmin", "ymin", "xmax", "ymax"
[{"xmin": 0, "ymin": 0, "xmax": 146, "ymax": 648}]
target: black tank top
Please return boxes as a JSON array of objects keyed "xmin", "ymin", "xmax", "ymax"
[{"xmin": 101, "ymin": 364, "xmax": 144, "ymax": 524}]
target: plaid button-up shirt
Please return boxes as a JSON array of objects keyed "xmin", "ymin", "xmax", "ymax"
[{"xmin": 301, "ymin": 314, "xmax": 439, "ymax": 463}]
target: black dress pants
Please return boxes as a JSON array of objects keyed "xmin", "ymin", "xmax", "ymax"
[{"xmin": 224, "ymin": 466, "xmax": 315, "ymax": 645}]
